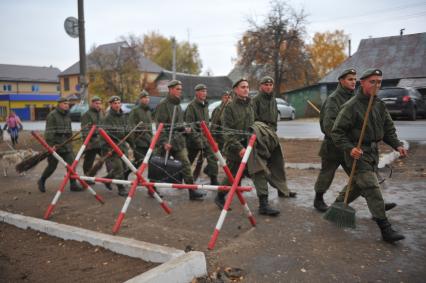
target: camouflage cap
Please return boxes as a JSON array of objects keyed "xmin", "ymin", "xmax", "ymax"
[
  {"xmin": 108, "ymin": 96, "xmax": 121, "ymax": 103},
  {"xmin": 222, "ymin": 90, "xmax": 231, "ymax": 96},
  {"xmin": 232, "ymin": 77, "xmax": 248, "ymax": 88},
  {"xmin": 260, "ymin": 76, "xmax": 274, "ymax": 84},
  {"xmin": 139, "ymin": 90, "xmax": 149, "ymax": 98},
  {"xmin": 194, "ymin": 84, "xmax": 207, "ymax": 91},
  {"xmin": 57, "ymin": 97, "xmax": 68, "ymax": 103},
  {"xmin": 338, "ymin": 68, "xmax": 357, "ymax": 80},
  {"xmin": 360, "ymin": 68, "xmax": 382, "ymax": 80},
  {"xmin": 167, "ymin": 79, "xmax": 182, "ymax": 88},
  {"xmin": 91, "ymin": 95, "xmax": 102, "ymax": 102}
]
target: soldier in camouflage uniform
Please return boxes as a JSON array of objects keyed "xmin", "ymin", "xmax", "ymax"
[
  {"xmin": 314, "ymin": 69, "xmax": 396, "ymax": 213},
  {"xmin": 128, "ymin": 90, "xmax": 153, "ymax": 169},
  {"xmin": 81, "ymin": 96, "xmax": 104, "ymax": 177},
  {"xmin": 37, "ymin": 97, "xmax": 83, "ymax": 193},
  {"xmin": 210, "ymin": 90, "xmax": 232, "ymax": 151},
  {"xmin": 331, "ymin": 68, "xmax": 407, "ymax": 243},
  {"xmin": 215, "ymin": 78, "xmax": 280, "ymax": 216},
  {"xmin": 154, "ymin": 80, "xmax": 205, "ymax": 200},
  {"xmin": 252, "ymin": 76, "xmax": 296, "ymax": 198},
  {"xmin": 185, "ymin": 84, "xmax": 219, "ymax": 185},
  {"xmin": 101, "ymin": 96, "xmax": 129, "ymax": 197}
]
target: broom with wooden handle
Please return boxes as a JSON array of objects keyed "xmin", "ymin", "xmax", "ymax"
[
  {"xmin": 86, "ymin": 121, "xmax": 144, "ymax": 176},
  {"xmin": 323, "ymin": 84, "xmax": 378, "ymax": 228},
  {"xmin": 15, "ymin": 130, "xmax": 82, "ymax": 173}
]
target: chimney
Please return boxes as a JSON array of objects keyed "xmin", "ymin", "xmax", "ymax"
[{"xmin": 400, "ymin": 28, "xmax": 405, "ymax": 36}]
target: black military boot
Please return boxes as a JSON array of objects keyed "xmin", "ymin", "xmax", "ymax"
[
  {"xmin": 214, "ymin": 192, "xmax": 226, "ymax": 210},
  {"xmin": 38, "ymin": 177, "xmax": 47, "ymax": 193},
  {"xmin": 385, "ymin": 202, "xmax": 397, "ymax": 211},
  {"xmin": 258, "ymin": 195, "xmax": 280, "ymax": 216},
  {"xmin": 314, "ymin": 192, "xmax": 329, "ymax": 212},
  {"xmin": 376, "ymin": 218, "xmax": 405, "ymax": 243},
  {"xmin": 210, "ymin": 176, "xmax": 219, "ymax": 185},
  {"xmin": 189, "ymin": 189, "xmax": 205, "ymax": 201},
  {"xmin": 117, "ymin": 185, "xmax": 128, "ymax": 197},
  {"xmin": 70, "ymin": 180, "xmax": 84, "ymax": 192}
]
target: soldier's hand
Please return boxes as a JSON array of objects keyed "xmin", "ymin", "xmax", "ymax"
[
  {"xmin": 350, "ymin": 147, "xmax": 363, "ymax": 159},
  {"xmin": 397, "ymin": 146, "xmax": 407, "ymax": 158},
  {"xmin": 239, "ymin": 148, "xmax": 246, "ymax": 158},
  {"xmin": 164, "ymin": 143, "xmax": 172, "ymax": 151},
  {"xmin": 185, "ymin": 127, "xmax": 192, "ymax": 134}
]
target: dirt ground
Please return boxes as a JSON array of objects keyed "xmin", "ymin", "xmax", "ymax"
[
  {"xmin": 0, "ymin": 223, "xmax": 157, "ymax": 282},
  {"xmin": 0, "ymin": 132, "xmax": 425, "ymax": 282}
]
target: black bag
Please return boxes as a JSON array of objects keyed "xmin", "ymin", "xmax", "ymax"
[{"xmin": 148, "ymin": 155, "xmax": 183, "ymax": 183}]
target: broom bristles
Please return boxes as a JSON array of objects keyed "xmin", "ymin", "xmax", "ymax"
[
  {"xmin": 323, "ymin": 202, "xmax": 356, "ymax": 229},
  {"xmin": 15, "ymin": 151, "xmax": 50, "ymax": 173}
]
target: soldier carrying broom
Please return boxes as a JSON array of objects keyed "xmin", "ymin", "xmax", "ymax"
[{"xmin": 330, "ymin": 69, "xmax": 407, "ymax": 243}]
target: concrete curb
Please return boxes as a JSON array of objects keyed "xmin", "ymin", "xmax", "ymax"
[{"xmin": 0, "ymin": 210, "xmax": 207, "ymax": 283}]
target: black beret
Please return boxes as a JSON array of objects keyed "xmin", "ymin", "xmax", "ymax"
[
  {"xmin": 232, "ymin": 77, "xmax": 248, "ymax": 88},
  {"xmin": 360, "ymin": 68, "xmax": 382, "ymax": 80},
  {"xmin": 108, "ymin": 96, "xmax": 121, "ymax": 103},
  {"xmin": 260, "ymin": 76, "xmax": 274, "ymax": 84},
  {"xmin": 338, "ymin": 68, "xmax": 356, "ymax": 80},
  {"xmin": 167, "ymin": 79, "xmax": 182, "ymax": 88}
]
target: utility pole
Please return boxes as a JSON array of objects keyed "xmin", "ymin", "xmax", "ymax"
[
  {"xmin": 171, "ymin": 37, "xmax": 176, "ymax": 80},
  {"xmin": 78, "ymin": 0, "xmax": 88, "ymax": 104},
  {"xmin": 348, "ymin": 39, "xmax": 352, "ymax": 57}
]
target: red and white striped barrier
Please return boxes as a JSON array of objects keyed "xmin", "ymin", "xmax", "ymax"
[
  {"xmin": 31, "ymin": 126, "xmax": 104, "ymax": 219},
  {"xmin": 98, "ymin": 123, "xmax": 173, "ymax": 234},
  {"xmin": 200, "ymin": 121, "xmax": 257, "ymax": 250}
]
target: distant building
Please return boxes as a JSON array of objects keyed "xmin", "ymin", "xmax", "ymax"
[
  {"xmin": 285, "ymin": 32, "xmax": 426, "ymax": 118},
  {"xmin": 59, "ymin": 41, "xmax": 163, "ymax": 102},
  {"xmin": 0, "ymin": 64, "xmax": 60, "ymax": 121},
  {"xmin": 155, "ymin": 70, "xmax": 232, "ymax": 101}
]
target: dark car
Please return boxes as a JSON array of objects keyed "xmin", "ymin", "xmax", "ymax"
[
  {"xmin": 378, "ymin": 87, "xmax": 426, "ymax": 120},
  {"xmin": 69, "ymin": 103, "xmax": 89, "ymax": 122}
]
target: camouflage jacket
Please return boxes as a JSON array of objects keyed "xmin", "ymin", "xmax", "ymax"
[
  {"xmin": 44, "ymin": 107, "xmax": 73, "ymax": 153},
  {"xmin": 81, "ymin": 107, "xmax": 104, "ymax": 149},
  {"xmin": 154, "ymin": 94, "xmax": 186, "ymax": 151},
  {"xmin": 331, "ymin": 88, "xmax": 402, "ymax": 171},
  {"xmin": 101, "ymin": 109, "xmax": 129, "ymax": 152},
  {"xmin": 184, "ymin": 99, "xmax": 209, "ymax": 149},
  {"xmin": 319, "ymin": 83, "xmax": 354, "ymax": 159},
  {"xmin": 128, "ymin": 104, "xmax": 153, "ymax": 149},
  {"xmin": 252, "ymin": 91, "xmax": 278, "ymax": 131},
  {"xmin": 222, "ymin": 97, "xmax": 255, "ymax": 161}
]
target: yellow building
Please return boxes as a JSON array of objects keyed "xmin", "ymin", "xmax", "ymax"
[{"xmin": 0, "ymin": 64, "xmax": 60, "ymax": 121}]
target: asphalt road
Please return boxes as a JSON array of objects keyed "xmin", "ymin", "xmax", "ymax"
[{"xmin": 21, "ymin": 118, "xmax": 426, "ymax": 141}]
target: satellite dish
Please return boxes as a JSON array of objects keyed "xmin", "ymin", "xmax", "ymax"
[{"xmin": 64, "ymin": 17, "xmax": 79, "ymax": 38}]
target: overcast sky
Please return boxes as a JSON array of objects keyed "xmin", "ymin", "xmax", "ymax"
[{"xmin": 1, "ymin": 0, "xmax": 425, "ymax": 76}]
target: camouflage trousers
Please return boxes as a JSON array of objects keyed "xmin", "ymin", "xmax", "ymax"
[
  {"xmin": 82, "ymin": 148, "xmax": 102, "ymax": 176},
  {"xmin": 41, "ymin": 151, "xmax": 74, "ymax": 180},
  {"xmin": 187, "ymin": 146, "xmax": 218, "ymax": 178},
  {"xmin": 335, "ymin": 170, "xmax": 386, "ymax": 220},
  {"xmin": 314, "ymin": 156, "xmax": 351, "ymax": 193}
]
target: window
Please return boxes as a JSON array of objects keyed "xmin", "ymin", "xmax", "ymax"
[
  {"xmin": 64, "ymin": 77, "xmax": 70, "ymax": 91},
  {"xmin": 32, "ymin": 84, "xmax": 40, "ymax": 92},
  {"xmin": 3, "ymin": 84, "xmax": 12, "ymax": 91}
]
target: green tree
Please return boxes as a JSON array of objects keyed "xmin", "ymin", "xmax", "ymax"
[
  {"xmin": 307, "ymin": 30, "xmax": 349, "ymax": 79},
  {"xmin": 142, "ymin": 31, "xmax": 202, "ymax": 75}
]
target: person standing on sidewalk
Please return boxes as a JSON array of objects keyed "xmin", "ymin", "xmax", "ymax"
[{"xmin": 3, "ymin": 111, "xmax": 23, "ymax": 147}]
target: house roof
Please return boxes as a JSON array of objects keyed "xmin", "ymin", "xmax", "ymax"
[
  {"xmin": 155, "ymin": 70, "xmax": 232, "ymax": 99},
  {"xmin": 59, "ymin": 41, "xmax": 163, "ymax": 76},
  {"xmin": 320, "ymin": 32, "xmax": 426, "ymax": 83},
  {"xmin": 0, "ymin": 64, "xmax": 60, "ymax": 83}
]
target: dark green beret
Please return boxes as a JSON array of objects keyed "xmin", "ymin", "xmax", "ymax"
[
  {"xmin": 91, "ymin": 95, "xmax": 101, "ymax": 102},
  {"xmin": 360, "ymin": 68, "xmax": 382, "ymax": 80},
  {"xmin": 139, "ymin": 90, "xmax": 149, "ymax": 98},
  {"xmin": 194, "ymin": 84, "xmax": 207, "ymax": 91},
  {"xmin": 57, "ymin": 97, "xmax": 68, "ymax": 103},
  {"xmin": 338, "ymin": 68, "xmax": 356, "ymax": 80},
  {"xmin": 222, "ymin": 90, "xmax": 231, "ymax": 96},
  {"xmin": 232, "ymin": 77, "xmax": 248, "ymax": 88},
  {"xmin": 108, "ymin": 96, "xmax": 121, "ymax": 103},
  {"xmin": 260, "ymin": 76, "xmax": 274, "ymax": 84},
  {"xmin": 167, "ymin": 79, "xmax": 182, "ymax": 88}
]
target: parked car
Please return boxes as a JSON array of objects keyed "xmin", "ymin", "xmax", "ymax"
[
  {"xmin": 378, "ymin": 87, "xmax": 426, "ymax": 120},
  {"xmin": 208, "ymin": 100, "xmax": 222, "ymax": 120},
  {"xmin": 69, "ymin": 103, "xmax": 89, "ymax": 122},
  {"xmin": 276, "ymin": 98, "xmax": 295, "ymax": 120}
]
